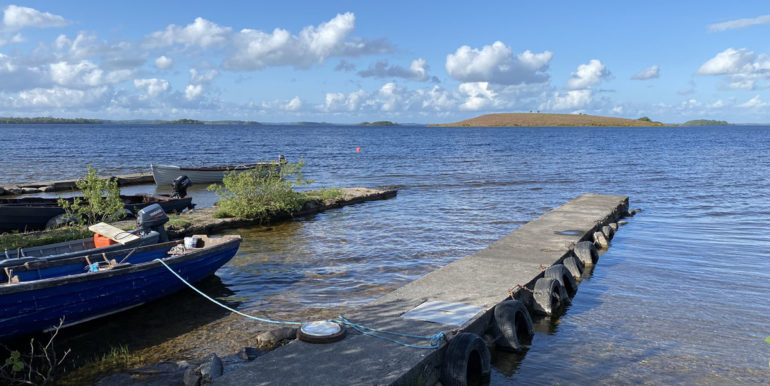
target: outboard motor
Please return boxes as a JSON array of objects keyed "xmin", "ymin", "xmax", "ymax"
[
  {"xmin": 171, "ymin": 175, "xmax": 192, "ymax": 199},
  {"xmin": 136, "ymin": 203, "xmax": 169, "ymax": 242}
]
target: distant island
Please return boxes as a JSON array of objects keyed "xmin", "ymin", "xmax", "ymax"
[
  {"xmin": 360, "ymin": 121, "xmax": 398, "ymax": 126},
  {"xmin": 0, "ymin": 117, "xmax": 103, "ymax": 124},
  {"xmin": 682, "ymin": 119, "xmax": 729, "ymax": 126},
  {"xmin": 431, "ymin": 113, "xmax": 670, "ymax": 127}
]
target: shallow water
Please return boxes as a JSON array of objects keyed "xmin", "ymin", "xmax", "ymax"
[{"xmin": 2, "ymin": 124, "xmax": 769, "ymax": 384}]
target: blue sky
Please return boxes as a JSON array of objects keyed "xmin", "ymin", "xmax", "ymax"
[{"xmin": 1, "ymin": 1, "xmax": 769, "ymax": 124}]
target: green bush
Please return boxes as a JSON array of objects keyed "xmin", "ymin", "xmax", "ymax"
[
  {"xmin": 57, "ymin": 165, "xmax": 125, "ymax": 226},
  {"xmin": 208, "ymin": 159, "xmax": 313, "ymax": 221}
]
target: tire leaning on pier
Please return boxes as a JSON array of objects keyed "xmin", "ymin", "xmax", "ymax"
[
  {"xmin": 532, "ymin": 277, "xmax": 565, "ymax": 315},
  {"xmin": 563, "ymin": 255, "xmax": 584, "ymax": 279},
  {"xmin": 441, "ymin": 332, "xmax": 491, "ymax": 386},
  {"xmin": 491, "ymin": 299, "xmax": 534, "ymax": 352},
  {"xmin": 573, "ymin": 241, "xmax": 598, "ymax": 265},
  {"xmin": 544, "ymin": 264, "xmax": 577, "ymax": 298}
]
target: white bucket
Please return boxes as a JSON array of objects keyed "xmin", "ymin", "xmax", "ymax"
[{"xmin": 184, "ymin": 237, "xmax": 199, "ymax": 249}]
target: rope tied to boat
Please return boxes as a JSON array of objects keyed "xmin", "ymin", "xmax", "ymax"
[{"xmin": 155, "ymin": 258, "xmax": 446, "ymax": 349}]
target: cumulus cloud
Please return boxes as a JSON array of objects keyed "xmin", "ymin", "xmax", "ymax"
[
  {"xmin": 446, "ymin": 41, "xmax": 552, "ymax": 85},
  {"xmin": 185, "ymin": 84, "xmax": 203, "ymax": 100},
  {"xmin": 458, "ymin": 82, "xmax": 497, "ymax": 110},
  {"xmin": 0, "ymin": 32, "xmax": 22, "ymax": 46},
  {"xmin": 565, "ymin": 59, "xmax": 610, "ymax": 90},
  {"xmin": 146, "ymin": 17, "xmax": 231, "ymax": 48},
  {"xmin": 286, "ymin": 96, "xmax": 302, "ymax": 111},
  {"xmin": 738, "ymin": 95, "xmax": 768, "ymax": 108},
  {"xmin": 632, "ymin": 65, "xmax": 659, "ymax": 80},
  {"xmin": 321, "ymin": 89, "xmax": 368, "ymax": 112},
  {"xmin": 134, "ymin": 78, "xmax": 169, "ymax": 97},
  {"xmin": 15, "ymin": 86, "xmax": 109, "ymax": 108},
  {"xmin": 334, "ymin": 60, "xmax": 356, "ymax": 72},
  {"xmin": 540, "ymin": 89, "xmax": 592, "ymax": 110},
  {"xmin": 358, "ymin": 58, "xmax": 436, "ymax": 82},
  {"xmin": 2, "ymin": 5, "xmax": 69, "ymax": 31},
  {"xmin": 697, "ymin": 48, "xmax": 770, "ymax": 90},
  {"xmin": 49, "ymin": 60, "xmax": 133, "ymax": 88},
  {"xmin": 189, "ymin": 68, "xmax": 218, "ymax": 84},
  {"xmin": 224, "ymin": 12, "xmax": 391, "ymax": 70},
  {"xmin": 155, "ymin": 55, "xmax": 173, "ymax": 69},
  {"xmin": 709, "ymin": 14, "xmax": 770, "ymax": 32}
]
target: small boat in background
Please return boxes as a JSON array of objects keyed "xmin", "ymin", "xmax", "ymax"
[
  {"xmin": 0, "ymin": 234, "xmax": 242, "ymax": 340},
  {"xmin": 151, "ymin": 155, "xmax": 286, "ymax": 185},
  {"xmin": 0, "ymin": 194, "xmax": 193, "ymax": 233}
]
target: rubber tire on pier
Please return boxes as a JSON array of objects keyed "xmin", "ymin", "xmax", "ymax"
[
  {"xmin": 532, "ymin": 277, "xmax": 564, "ymax": 316},
  {"xmin": 441, "ymin": 332, "xmax": 491, "ymax": 386},
  {"xmin": 563, "ymin": 255, "xmax": 584, "ymax": 279},
  {"xmin": 593, "ymin": 231, "xmax": 609, "ymax": 249},
  {"xmin": 602, "ymin": 225, "xmax": 614, "ymax": 240},
  {"xmin": 492, "ymin": 300, "xmax": 534, "ymax": 352},
  {"xmin": 573, "ymin": 241, "xmax": 598, "ymax": 265},
  {"xmin": 544, "ymin": 264, "xmax": 577, "ymax": 298}
]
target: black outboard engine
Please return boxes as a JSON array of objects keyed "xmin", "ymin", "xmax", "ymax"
[
  {"xmin": 136, "ymin": 203, "xmax": 169, "ymax": 242},
  {"xmin": 171, "ymin": 175, "xmax": 192, "ymax": 199}
]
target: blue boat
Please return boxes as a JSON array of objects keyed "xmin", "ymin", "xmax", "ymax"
[{"xmin": 0, "ymin": 234, "xmax": 241, "ymax": 341}]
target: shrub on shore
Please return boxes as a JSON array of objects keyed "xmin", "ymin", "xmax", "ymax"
[{"xmin": 57, "ymin": 165, "xmax": 125, "ymax": 226}]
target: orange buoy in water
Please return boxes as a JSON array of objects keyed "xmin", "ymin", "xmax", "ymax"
[{"xmin": 356, "ymin": 147, "xmax": 361, "ymax": 152}]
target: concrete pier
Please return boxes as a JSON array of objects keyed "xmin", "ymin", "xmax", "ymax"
[
  {"xmin": 0, "ymin": 172, "xmax": 154, "ymax": 196},
  {"xmin": 214, "ymin": 193, "xmax": 629, "ymax": 385}
]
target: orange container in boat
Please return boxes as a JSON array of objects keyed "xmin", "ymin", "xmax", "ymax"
[{"xmin": 93, "ymin": 233, "xmax": 117, "ymax": 248}]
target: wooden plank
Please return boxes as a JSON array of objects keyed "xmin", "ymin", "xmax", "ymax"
[{"xmin": 88, "ymin": 222, "xmax": 139, "ymax": 245}]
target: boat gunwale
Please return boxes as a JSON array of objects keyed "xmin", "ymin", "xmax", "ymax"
[{"xmin": 0, "ymin": 235, "xmax": 242, "ymax": 295}]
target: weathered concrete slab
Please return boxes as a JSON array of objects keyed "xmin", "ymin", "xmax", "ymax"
[
  {"xmin": 215, "ymin": 193, "xmax": 629, "ymax": 385},
  {"xmin": 0, "ymin": 172, "xmax": 154, "ymax": 196}
]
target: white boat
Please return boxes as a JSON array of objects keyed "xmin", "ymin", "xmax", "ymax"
[{"xmin": 151, "ymin": 156, "xmax": 286, "ymax": 185}]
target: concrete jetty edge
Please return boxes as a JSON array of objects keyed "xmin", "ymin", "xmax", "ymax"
[{"xmin": 213, "ymin": 193, "xmax": 629, "ymax": 385}]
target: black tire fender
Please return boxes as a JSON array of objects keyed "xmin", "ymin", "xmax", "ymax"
[
  {"xmin": 441, "ymin": 332, "xmax": 491, "ymax": 386},
  {"xmin": 573, "ymin": 241, "xmax": 598, "ymax": 265},
  {"xmin": 492, "ymin": 299, "xmax": 534, "ymax": 352},
  {"xmin": 544, "ymin": 264, "xmax": 577, "ymax": 298},
  {"xmin": 563, "ymin": 255, "xmax": 584, "ymax": 279},
  {"xmin": 533, "ymin": 277, "xmax": 564, "ymax": 315}
]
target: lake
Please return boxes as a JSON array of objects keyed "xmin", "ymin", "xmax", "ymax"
[{"xmin": 2, "ymin": 124, "xmax": 768, "ymax": 384}]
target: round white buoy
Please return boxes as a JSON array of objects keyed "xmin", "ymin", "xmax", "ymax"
[{"xmin": 297, "ymin": 321, "xmax": 346, "ymax": 343}]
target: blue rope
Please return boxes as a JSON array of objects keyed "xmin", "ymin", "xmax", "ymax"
[
  {"xmin": 155, "ymin": 258, "xmax": 445, "ymax": 349},
  {"xmin": 155, "ymin": 258, "xmax": 301, "ymax": 326},
  {"xmin": 331, "ymin": 315, "xmax": 445, "ymax": 349}
]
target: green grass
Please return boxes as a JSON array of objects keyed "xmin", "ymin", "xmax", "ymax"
[
  {"xmin": 304, "ymin": 187, "xmax": 344, "ymax": 201},
  {"xmin": 0, "ymin": 226, "xmax": 92, "ymax": 250},
  {"xmin": 166, "ymin": 214, "xmax": 192, "ymax": 229}
]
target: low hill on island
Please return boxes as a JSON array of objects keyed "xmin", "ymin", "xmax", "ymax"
[{"xmin": 431, "ymin": 113, "xmax": 669, "ymax": 127}]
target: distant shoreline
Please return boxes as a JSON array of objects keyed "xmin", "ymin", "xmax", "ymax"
[{"xmin": 430, "ymin": 113, "xmax": 672, "ymax": 127}]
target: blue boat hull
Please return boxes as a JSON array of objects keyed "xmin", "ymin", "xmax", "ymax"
[{"xmin": 0, "ymin": 235, "xmax": 241, "ymax": 341}]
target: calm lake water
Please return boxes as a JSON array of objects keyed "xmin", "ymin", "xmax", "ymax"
[{"xmin": 2, "ymin": 124, "xmax": 769, "ymax": 384}]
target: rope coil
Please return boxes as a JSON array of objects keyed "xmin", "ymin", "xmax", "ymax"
[{"xmin": 155, "ymin": 258, "xmax": 445, "ymax": 349}]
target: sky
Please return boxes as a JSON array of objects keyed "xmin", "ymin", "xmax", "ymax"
[{"xmin": 1, "ymin": 1, "xmax": 770, "ymax": 124}]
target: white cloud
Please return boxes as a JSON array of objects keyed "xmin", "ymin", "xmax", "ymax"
[
  {"xmin": 225, "ymin": 12, "xmax": 390, "ymax": 70},
  {"xmin": 146, "ymin": 17, "xmax": 231, "ymax": 48},
  {"xmin": 446, "ymin": 41, "xmax": 552, "ymax": 85},
  {"xmin": 418, "ymin": 86, "xmax": 456, "ymax": 111},
  {"xmin": 185, "ymin": 84, "xmax": 203, "ymax": 100},
  {"xmin": 2, "ymin": 5, "xmax": 69, "ymax": 31},
  {"xmin": 458, "ymin": 82, "xmax": 498, "ymax": 110},
  {"xmin": 632, "ymin": 65, "xmax": 659, "ymax": 80},
  {"xmin": 285, "ymin": 96, "xmax": 302, "ymax": 111},
  {"xmin": 565, "ymin": 59, "xmax": 610, "ymax": 90},
  {"xmin": 189, "ymin": 68, "xmax": 218, "ymax": 84},
  {"xmin": 15, "ymin": 86, "xmax": 109, "ymax": 108},
  {"xmin": 49, "ymin": 60, "xmax": 133, "ymax": 88},
  {"xmin": 377, "ymin": 82, "xmax": 404, "ymax": 111},
  {"xmin": 540, "ymin": 90, "xmax": 592, "ymax": 110},
  {"xmin": 696, "ymin": 48, "xmax": 761, "ymax": 75},
  {"xmin": 321, "ymin": 89, "xmax": 368, "ymax": 112},
  {"xmin": 155, "ymin": 56, "xmax": 173, "ymax": 69},
  {"xmin": 709, "ymin": 14, "xmax": 770, "ymax": 32},
  {"xmin": 134, "ymin": 78, "xmax": 169, "ymax": 97},
  {"xmin": 0, "ymin": 32, "xmax": 22, "ymax": 46},
  {"xmin": 358, "ymin": 58, "xmax": 434, "ymax": 82},
  {"xmin": 738, "ymin": 95, "xmax": 767, "ymax": 108}
]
